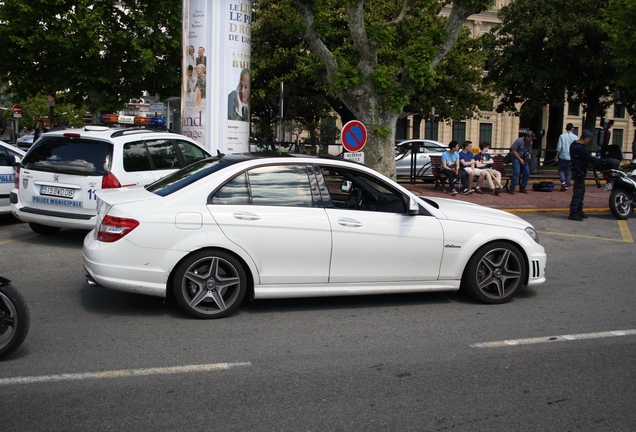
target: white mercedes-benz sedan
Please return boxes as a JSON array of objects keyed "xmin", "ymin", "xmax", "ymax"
[{"xmin": 83, "ymin": 154, "xmax": 546, "ymax": 319}]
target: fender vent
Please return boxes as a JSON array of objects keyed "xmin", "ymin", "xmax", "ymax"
[{"xmin": 532, "ymin": 260, "xmax": 541, "ymax": 278}]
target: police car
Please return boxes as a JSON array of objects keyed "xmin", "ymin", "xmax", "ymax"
[
  {"xmin": 10, "ymin": 115, "xmax": 211, "ymax": 234},
  {"xmin": 0, "ymin": 141, "xmax": 24, "ymax": 215}
]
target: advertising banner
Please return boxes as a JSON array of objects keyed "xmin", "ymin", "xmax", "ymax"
[{"xmin": 182, "ymin": 0, "xmax": 252, "ymax": 153}]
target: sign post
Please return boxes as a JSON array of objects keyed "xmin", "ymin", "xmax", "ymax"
[{"xmin": 341, "ymin": 120, "xmax": 367, "ymax": 164}]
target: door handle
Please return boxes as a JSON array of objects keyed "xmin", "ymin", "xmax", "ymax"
[
  {"xmin": 233, "ymin": 212, "xmax": 260, "ymax": 221},
  {"xmin": 337, "ymin": 218, "xmax": 362, "ymax": 227}
]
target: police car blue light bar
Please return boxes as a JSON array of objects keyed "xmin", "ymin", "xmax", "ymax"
[{"xmin": 99, "ymin": 114, "xmax": 166, "ymax": 127}]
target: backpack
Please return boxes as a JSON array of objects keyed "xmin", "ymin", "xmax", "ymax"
[{"xmin": 532, "ymin": 181, "xmax": 554, "ymax": 192}]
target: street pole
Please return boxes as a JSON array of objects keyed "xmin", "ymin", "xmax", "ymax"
[{"xmin": 279, "ymin": 81, "xmax": 284, "ymax": 143}]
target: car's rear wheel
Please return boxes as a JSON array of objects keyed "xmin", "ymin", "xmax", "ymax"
[
  {"xmin": 173, "ymin": 250, "xmax": 247, "ymax": 319},
  {"xmin": 462, "ymin": 242, "xmax": 526, "ymax": 304},
  {"xmin": 28, "ymin": 223, "xmax": 61, "ymax": 236}
]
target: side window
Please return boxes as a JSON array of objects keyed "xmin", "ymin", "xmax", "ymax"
[
  {"xmin": 210, "ymin": 165, "xmax": 314, "ymax": 207},
  {"xmin": 210, "ymin": 173, "xmax": 250, "ymax": 205},
  {"xmin": 249, "ymin": 165, "xmax": 313, "ymax": 207},
  {"xmin": 319, "ymin": 166, "xmax": 406, "ymax": 213},
  {"xmin": 176, "ymin": 140, "xmax": 209, "ymax": 166},
  {"xmin": 123, "ymin": 141, "xmax": 152, "ymax": 172},
  {"xmin": 146, "ymin": 140, "xmax": 180, "ymax": 170}
]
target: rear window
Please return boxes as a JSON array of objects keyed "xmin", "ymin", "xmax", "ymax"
[{"xmin": 21, "ymin": 137, "xmax": 112, "ymax": 176}]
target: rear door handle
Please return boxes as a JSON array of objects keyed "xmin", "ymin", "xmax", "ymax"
[{"xmin": 233, "ymin": 212, "xmax": 260, "ymax": 221}]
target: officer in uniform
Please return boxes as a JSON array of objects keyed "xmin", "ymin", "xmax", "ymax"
[{"xmin": 569, "ymin": 129, "xmax": 602, "ymax": 221}]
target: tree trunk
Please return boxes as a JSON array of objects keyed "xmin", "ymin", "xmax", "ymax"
[{"xmin": 546, "ymin": 102, "xmax": 565, "ymax": 162}]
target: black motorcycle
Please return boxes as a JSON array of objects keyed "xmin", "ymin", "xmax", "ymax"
[
  {"xmin": 598, "ymin": 157, "xmax": 636, "ymax": 220},
  {"xmin": 0, "ymin": 277, "xmax": 30, "ymax": 359}
]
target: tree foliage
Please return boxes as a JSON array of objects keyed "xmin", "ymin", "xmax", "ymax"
[
  {"xmin": 605, "ymin": 0, "xmax": 636, "ymax": 125},
  {"xmin": 486, "ymin": 0, "xmax": 616, "ymax": 135},
  {"xmin": 0, "ymin": 0, "xmax": 182, "ymax": 117},
  {"xmin": 253, "ymin": 0, "xmax": 492, "ymax": 177}
]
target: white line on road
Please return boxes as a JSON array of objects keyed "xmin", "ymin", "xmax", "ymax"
[
  {"xmin": 470, "ymin": 329, "xmax": 636, "ymax": 349},
  {"xmin": 0, "ymin": 361, "xmax": 251, "ymax": 386}
]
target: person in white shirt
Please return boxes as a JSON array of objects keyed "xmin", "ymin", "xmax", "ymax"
[{"xmin": 556, "ymin": 123, "xmax": 577, "ymax": 191}]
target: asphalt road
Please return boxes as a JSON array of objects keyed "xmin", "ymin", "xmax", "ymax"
[{"xmin": 1, "ymin": 212, "xmax": 635, "ymax": 431}]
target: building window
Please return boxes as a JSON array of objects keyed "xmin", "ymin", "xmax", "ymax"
[
  {"xmin": 614, "ymin": 104, "xmax": 626, "ymax": 119},
  {"xmin": 613, "ymin": 129, "xmax": 623, "ymax": 147},
  {"xmin": 395, "ymin": 118, "xmax": 408, "ymax": 141},
  {"xmin": 424, "ymin": 120, "xmax": 439, "ymax": 141},
  {"xmin": 479, "ymin": 123, "xmax": 493, "ymax": 144},
  {"xmin": 568, "ymin": 103, "xmax": 580, "ymax": 116},
  {"xmin": 572, "ymin": 127, "xmax": 579, "ymax": 136},
  {"xmin": 452, "ymin": 122, "xmax": 466, "ymax": 143}
]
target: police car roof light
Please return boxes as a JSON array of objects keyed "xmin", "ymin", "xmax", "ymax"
[{"xmin": 99, "ymin": 114, "xmax": 165, "ymax": 128}]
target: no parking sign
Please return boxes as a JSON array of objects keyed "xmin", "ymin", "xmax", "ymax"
[{"xmin": 341, "ymin": 120, "xmax": 367, "ymax": 152}]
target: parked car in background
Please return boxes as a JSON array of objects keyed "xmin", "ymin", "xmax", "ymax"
[
  {"xmin": 83, "ymin": 153, "xmax": 546, "ymax": 319},
  {"xmin": 0, "ymin": 141, "xmax": 24, "ymax": 215},
  {"xmin": 16, "ymin": 132, "xmax": 35, "ymax": 151},
  {"xmin": 11, "ymin": 119, "xmax": 212, "ymax": 235},
  {"xmin": 395, "ymin": 139, "xmax": 448, "ymax": 180}
]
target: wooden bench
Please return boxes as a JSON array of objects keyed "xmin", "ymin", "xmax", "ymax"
[{"xmin": 430, "ymin": 154, "xmax": 512, "ymax": 192}]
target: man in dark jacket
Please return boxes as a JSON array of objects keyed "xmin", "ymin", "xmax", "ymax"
[{"xmin": 568, "ymin": 129, "xmax": 602, "ymax": 221}]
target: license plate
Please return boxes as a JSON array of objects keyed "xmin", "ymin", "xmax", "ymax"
[
  {"xmin": 40, "ymin": 186, "xmax": 75, "ymax": 198},
  {"xmin": 604, "ymin": 183, "xmax": 613, "ymax": 191}
]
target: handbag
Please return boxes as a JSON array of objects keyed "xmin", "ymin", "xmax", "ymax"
[{"xmin": 503, "ymin": 152, "xmax": 513, "ymax": 164}]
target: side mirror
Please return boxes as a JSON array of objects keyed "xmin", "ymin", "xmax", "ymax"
[
  {"xmin": 341, "ymin": 180, "xmax": 353, "ymax": 193},
  {"xmin": 407, "ymin": 197, "xmax": 420, "ymax": 215}
]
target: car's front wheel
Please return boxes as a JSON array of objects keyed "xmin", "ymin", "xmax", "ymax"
[
  {"xmin": 462, "ymin": 242, "xmax": 526, "ymax": 304},
  {"xmin": 28, "ymin": 223, "xmax": 61, "ymax": 236},
  {"xmin": 173, "ymin": 250, "xmax": 247, "ymax": 319}
]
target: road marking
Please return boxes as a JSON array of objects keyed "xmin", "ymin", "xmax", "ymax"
[
  {"xmin": 0, "ymin": 233, "xmax": 38, "ymax": 245},
  {"xmin": 537, "ymin": 230, "xmax": 627, "ymax": 242},
  {"xmin": 618, "ymin": 220, "xmax": 634, "ymax": 243},
  {"xmin": 470, "ymin": 329, "xmax": 636, "ymax": 349},
  {"xmin": 0, "ymin": 361, "xmax": 251, "ymax": 386}
]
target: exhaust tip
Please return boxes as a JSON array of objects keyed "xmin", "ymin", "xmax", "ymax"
[{"xmin": 85, "ymin": 273, "xmax": 99, "ymax": 287}]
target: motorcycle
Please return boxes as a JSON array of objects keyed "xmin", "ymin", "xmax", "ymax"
[
  {"xmin": 0, "ymin": 277, "xmax": 30, "ymax": 359},
  {"xmin": 598, "ymin": 157, "xmax": 636, "ymax": 220}
]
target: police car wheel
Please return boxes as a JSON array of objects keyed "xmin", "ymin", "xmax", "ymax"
[{"xmin": 28, "ymin": 223, "xmax": 61, "ymax": 236}]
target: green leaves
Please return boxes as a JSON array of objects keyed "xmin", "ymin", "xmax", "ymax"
[{"xmin": 0, "ymin": 0, "xmax": 182, "ymax": 116}]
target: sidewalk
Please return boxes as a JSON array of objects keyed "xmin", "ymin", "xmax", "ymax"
[{"xmin": 400, "ymin": 179, "xmax": 610, "ymax": 213}]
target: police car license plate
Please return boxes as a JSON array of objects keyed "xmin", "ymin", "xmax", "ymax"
[{"xmin": 40, "ymin": 186, "xmax": 75, "ymax": 198}]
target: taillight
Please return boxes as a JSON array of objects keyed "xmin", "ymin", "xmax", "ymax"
[
  {"xmin": 97, "ymin": 215, "xmax": 139, "ymax": 242},
  {"xmin": 14, "ymin": 164, "xmax": 20, "ymax": 188},
  {"xmin": 603, "ymin": 171, "xmax": 616, "ymax": 180},
  {"xmin": 102, "ymin": 172, "xmax": 122, "ymax": 189}
]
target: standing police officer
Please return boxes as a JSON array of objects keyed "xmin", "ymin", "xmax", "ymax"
[{"xmin": 569, "ymin": 129, "xmax": 602, "ymax": 221}]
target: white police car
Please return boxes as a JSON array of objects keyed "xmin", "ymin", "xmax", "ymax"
[
  {"xmin": 0, "ymin": 142, "xmax": 25, "ymax": 215},
  {"xmin": 10, "ymin": 116, "xmax": 211, "ymax": 234}
]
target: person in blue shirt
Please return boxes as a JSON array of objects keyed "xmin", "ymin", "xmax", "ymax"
[
  {"xmin": 508, "ymin": 131, "xmax": 535, "ymax": 194},
  {"xmin": 441, "ymin": 141, "xmax": 472, "ymax": 195},
  {"xmin": 556, "ymin": 123, "xmax": 577, "ymax": 191}
]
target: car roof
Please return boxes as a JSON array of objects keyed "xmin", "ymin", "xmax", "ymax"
[
  {"xmin": 43, "ymin": 126, "xmax": 187, "ymax": 141},
  {"xmin": 0, "ymin": 141, "xmax": 25, "ymax": 156}
]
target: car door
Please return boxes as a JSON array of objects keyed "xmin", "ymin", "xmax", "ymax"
[
  {"xmin": 319, "ymin": 165, "xmax": 445, "ymax": 283},
  {"xmin": 208, "ymin": 163, "xmax": 332, "ymax": 284},
  {"xmin": 0, "ymin": 145, "xmax": 22, "ymax": 212},
  {"xmin": 395, "ymin": 141, "xmax": 431, "ymax": 177}
]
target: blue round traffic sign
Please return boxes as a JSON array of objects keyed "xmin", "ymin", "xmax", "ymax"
[{"xmin": 341, "ymin": 120, "xmax": 367, "ymax": 152}]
